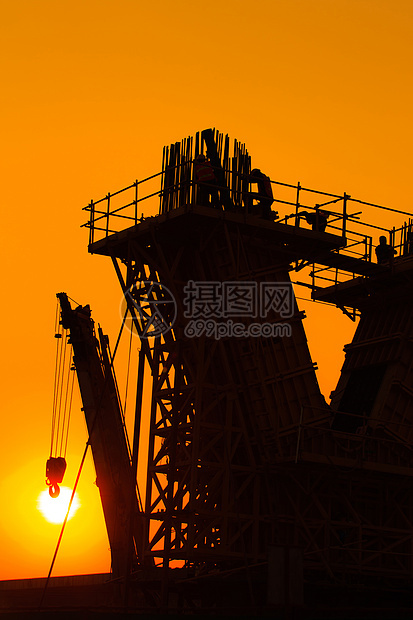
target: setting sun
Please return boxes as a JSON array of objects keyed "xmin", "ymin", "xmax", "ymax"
[{"xmin": 37, "ymin": 487, "xmax": 80, "ymax": 524}]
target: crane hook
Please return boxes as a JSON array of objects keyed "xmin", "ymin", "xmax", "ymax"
[
  {"xmin": 48, "ymin": 483, "xmax": 61, "ymax": 498},
  {"xmin": 45, "ymin": 456, "xmax": 67, "ymax": 499}
]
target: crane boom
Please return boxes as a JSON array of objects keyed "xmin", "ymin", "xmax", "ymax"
[{"xmin": 56, "ymin": 292, "xmax": 148, "ymax": 577}]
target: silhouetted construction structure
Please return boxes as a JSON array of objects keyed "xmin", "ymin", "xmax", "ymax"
[{"xmin": 4, "ymin": 129, "xmax": 413, "ymax": 617}]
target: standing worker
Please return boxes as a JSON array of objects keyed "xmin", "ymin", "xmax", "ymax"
[
  {"xmin": 194, "ymin": 154, "xmax": 220, "ymax": 209},
  {"xmin": 375, "ymin": 235, "xmax": 396, "ymax": 264},
  {"xmin": 246, "ymin": 168, "xmax": 276, "ymax": 220}
]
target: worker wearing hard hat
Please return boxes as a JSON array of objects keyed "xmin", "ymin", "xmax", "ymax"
[
  {"xmin": 375, "ymin": 235, "xmax": 396, "ymax": 264},
  {"xmin": 246, "ymin": 168, "xmax": 277, "ymax": 220}
]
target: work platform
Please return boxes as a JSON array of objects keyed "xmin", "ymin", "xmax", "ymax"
[
  {"xmin": 88, "ymin": 202, "xmax": 343, "ymax": 259},
  {"xmin": 313, "ymin": 253, "xmax": 413, "ymax": 308}
]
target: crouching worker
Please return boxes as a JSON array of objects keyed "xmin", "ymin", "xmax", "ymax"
[
  {"xmin": 246, "ymin": 168, "xmax": 277, "ymax": 220},
  {"xmin": 299, "ymin": 209, "xmax": 329, "ymax": 232}
]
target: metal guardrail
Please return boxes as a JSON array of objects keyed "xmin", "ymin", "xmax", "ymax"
[
  {"xmin": 82, "ymin": 162, "xmax": 354, "ymax": 244},
  {"xmin": 82, "ymin": 171, "xmax": 164, "ymax": 246},
  {"xmin": 82, "ymin": 162, "xmax": 413, "ymax": 299}
]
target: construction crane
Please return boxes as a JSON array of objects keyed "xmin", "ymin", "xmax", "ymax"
[{"xmin": 55, "ymin": 292, "xmax": 149, "ymax": 579}]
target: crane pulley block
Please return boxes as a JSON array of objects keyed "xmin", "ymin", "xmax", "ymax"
[{"xmin": 46, "ymin": 456, "xmax": 67, "ymax": 498}]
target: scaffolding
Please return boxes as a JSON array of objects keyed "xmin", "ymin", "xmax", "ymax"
[{"xmin": 82, "ymin": 129, "xmax": 413, "ymax": 612}]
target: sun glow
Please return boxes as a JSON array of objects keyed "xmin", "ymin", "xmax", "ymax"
[{"xmin": 37, "ymin": 487, "xmax": 80, "ymax": 524}]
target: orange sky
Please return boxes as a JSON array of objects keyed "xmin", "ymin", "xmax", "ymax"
[{"xmin": 1, "ymin": 0, "xmax": 412, "ymax": 581}]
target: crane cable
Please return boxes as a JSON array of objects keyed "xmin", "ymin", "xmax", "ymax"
[
  {"xmin": 50, "ymin": 304, "xmax": 63, "ymax": 456},
  {"xmin": 46, "ymin": 303, "xmax": 75, "ymax": 497}
]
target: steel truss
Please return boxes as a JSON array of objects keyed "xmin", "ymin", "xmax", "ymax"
[{"xmin": 110, "ymin": 211, "xmax": 330, "ymax": 572}]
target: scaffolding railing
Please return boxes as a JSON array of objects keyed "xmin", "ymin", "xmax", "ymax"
[
  {"xmin": 82, "ymin": 171, "xmax": 164, "ymax": 246},
  {"xmin": 82, "ymin": 162, "xmax": 413, "ymax": 300},
  {"xmin": 82, "ymin": 162, "xmax": 354, "ymax": 244}
]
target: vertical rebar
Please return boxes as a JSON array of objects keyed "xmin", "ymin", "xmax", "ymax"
[
  {"xmin": 89, "ymin": 200, "xmax": 95, "ymax": 245},
  {"xmin": 295, "ymin": 182, "xmax": 301, "ymax": 226},
  {"xmin": 134, "ymin": 180, "xmax": 138, "ymax": 225},
  {"xmin": 106, "ymin": 193, "xmax": 111, "ymax": 237},
  {"xmin": 160, "ymin": 146, "xmax": 166, "ymax": 215},
  {"xmin": 342, "ymin": 193, "xmax": 349, "ymax": 238}
]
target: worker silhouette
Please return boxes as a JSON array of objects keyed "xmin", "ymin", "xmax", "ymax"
[
  {"xmin": 375, "ymin": 235, "xmax": 396, "ymax": 264},
  {"xmin": 300, "ymin": 209, "xmax": 329, "ymax": 232},
  {"xmin": 246, "ymin": 168, "xmax": 277, "ymax": 220},
  {"xmin": 194, "ymin": 154, "xmax": 220, "ymax": 208}
]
